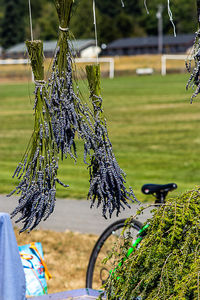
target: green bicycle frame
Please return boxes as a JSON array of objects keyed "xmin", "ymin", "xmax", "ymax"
[{"xmin": 110, "ymin": 223, "xmax": 150, "ymax": 277}]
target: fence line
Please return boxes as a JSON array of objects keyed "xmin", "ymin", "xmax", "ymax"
[{"xmin": 0, "ymin": 57, "xmax": 115, "ymax": 79}]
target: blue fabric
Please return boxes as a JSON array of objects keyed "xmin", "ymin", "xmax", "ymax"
[{"xmin": 0, "ymin": 213, "xmax": 26, "ymax": 300}]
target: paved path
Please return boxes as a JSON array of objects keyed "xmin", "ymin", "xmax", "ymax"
[{"xmin": 0, "ymin": 195, "xmax": 153, "ymax": 235}]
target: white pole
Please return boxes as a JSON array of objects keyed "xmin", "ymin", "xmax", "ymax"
[
  {"xmin": 161, "ymin": 55, "xmax": 166, "ymax": 76},
  {"xmin": 109, "ymin": 58, "xmax": 114, "ymax": 79},
  {"xmin": 157, "ymin": 5, "xmax": 163, "ymax": 54}
]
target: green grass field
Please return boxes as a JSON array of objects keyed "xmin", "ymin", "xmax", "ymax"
[{"xmin": 1, "ymin": 73, "xmax": 200, "ymax": 202}]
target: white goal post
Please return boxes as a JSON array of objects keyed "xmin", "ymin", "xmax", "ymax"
[
  {"xmin": 161, "ymin": 54, "xmax": 189, "ymax": 76},
  {"xmin": 75, "ymin": 57, "xmax": 115, "ymax": 79}
]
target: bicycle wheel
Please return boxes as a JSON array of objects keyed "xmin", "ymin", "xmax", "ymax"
[{"xmin": 86, "ymin": 218, "xmax": 143, "ymax": 290}]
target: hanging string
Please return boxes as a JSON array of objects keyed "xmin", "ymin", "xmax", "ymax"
[
  {"xmin": 28, "ymin": 0, "xmax": 33, "ymax": 41},
  {"xmin": 28, "ymin": 0, "xmax": 34, "ymax": 82},
  {"xmin": 144, "ymin": 0, "xmax": 149, "ymax": 14},
  {"xmin": 167, "ymin": 0, "xmax": 176, "ymax": 37},
  {"xmin": 93, "ymin": 0, "xmax": 99, "ymax": 64}
]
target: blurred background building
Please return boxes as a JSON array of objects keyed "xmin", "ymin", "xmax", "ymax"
[
  {"xmin": 4, "ymin": 39, "xmax": 100, "ymax": 59},
  {"xmin": 102, "ymin": 34, "xmax": 194, "ymax": 56}
]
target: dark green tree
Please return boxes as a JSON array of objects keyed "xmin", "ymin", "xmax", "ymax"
[
  {"xmin": 69, "ymin": 0, "xmax": 139, "ymax": 44},
  {"xmin": 138, "ymin": 0, "xmax": 197, "ymax": 36},
  {"xmin": 97, "ymin": 14, "xmax": 119, "ymax": 45},
  {"xmin": 0, "ymin": 0, "xmax": 198, "ymax": 48},
  {"xmin": 170, "ymin": 0, "xmax": 197, "ymax": 33},
  {"xmin": 1, "ymin": 0, "xmax": 26, "ymax": 49},
  {"xmin": 37, "ymin": 2, "xmax": 58, "ymax": 41},
  {"xmin": 70, "ymin": 0, "xmax": 95, "ymax": 40},
  {"xmin": 96, "ymin": 0, "xmax": 121, "ymax": 17},
  {"xmin": 96, "ymin": 0, "xmax": 136, "ymax": 44}
]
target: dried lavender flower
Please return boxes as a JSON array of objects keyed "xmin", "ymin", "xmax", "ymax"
[
  {"xmin": 85, "ymin": 64, "xmax": 138, "ymax": 218},
  {"xmin": 8, "ymin": 40, "xmax": 68, "ymax": 232},
  {"xmin": 48, "ymin": 0, "xmax": 94, "ymax": 160},
  {"xmin": 186, "ymin": 0, "xmax": 200, "ymax": 102}
]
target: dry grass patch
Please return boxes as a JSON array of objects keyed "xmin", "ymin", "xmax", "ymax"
[
  {"xmin": 15, "ymin": 228, "xmax": 98, "ymax": 293},
  {"xmin": 0, "ymin": 54, "xmax": 188, "ymax": 82},
  {"xmin": 114, "ymin": 55, "xmax": 187, "ymax": 73}
]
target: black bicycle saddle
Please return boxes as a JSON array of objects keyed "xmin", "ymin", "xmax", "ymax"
[{"xmin": 141, "ymin": 183, "xmax": 177, "ymax": 195}]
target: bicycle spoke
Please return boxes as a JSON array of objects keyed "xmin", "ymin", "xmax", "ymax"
[{"xmin": 86, "ymin": 219, "xmax": 142, "ymax": 290}]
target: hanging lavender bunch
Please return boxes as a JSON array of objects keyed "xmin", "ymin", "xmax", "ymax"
[
  {"xmin": 186, "ymin": 0, "xmax": 200, "ymax": 102},
  {"xmin": 48, "ymin": 0, "xmax": 94, "ymax": 161},
  {"xmin": 85, "ymin": 65, "xmax": 138, "ymax": 219},
  {"xmin": 8, "ymin": 40, "xmax": 68, "ymax": 232}
]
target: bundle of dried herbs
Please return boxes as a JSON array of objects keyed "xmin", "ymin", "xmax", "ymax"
[
  {"xmin": 85, "ymin": 64, "xmax": 138, "ymax": 219},
  {"xmin": 48, "ymin": 0, "xmax": 94, "ymax": 161},
  {"xmin": 186, "ymin": 0, "xmax": 200, "ymax": 102},
  {"xmin": 9, "ymin": 40, "xmax": 68, "ymax": 232}
]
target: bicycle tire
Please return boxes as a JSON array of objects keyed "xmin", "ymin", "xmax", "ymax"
[{"xmin": 86, "ymin": 218, "xmax": 143, "ymax": 290}]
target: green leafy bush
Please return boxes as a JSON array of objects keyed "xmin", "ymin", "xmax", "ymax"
[{"xmin": 104, "ymin": 188, "xmax": 200, "ymax": 299}]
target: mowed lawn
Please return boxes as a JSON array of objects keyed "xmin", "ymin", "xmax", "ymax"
[{"xmin": 0, "ymin": 73, "xmax": 200, "ymax": 202}]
